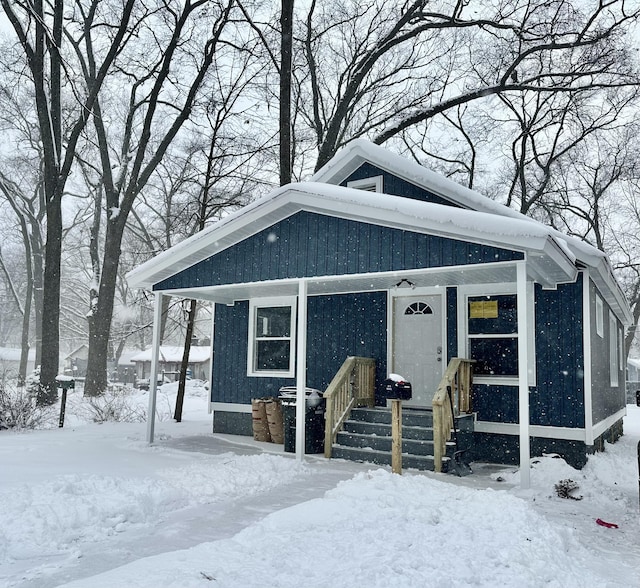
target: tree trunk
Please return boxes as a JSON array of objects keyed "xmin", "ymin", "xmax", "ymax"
[
  {"xmin": 18, "ymin": 245, "xmax": 33, "ymax": 386},
  {"xmin": 279, "ymin": 0, "xmax": 294, "ymax": 186},
  {"xmin": 174, "ymin": 299, "xmax": 197, "ymax": 422},
  {"xmin": 31, "ymin": 229, "xmax": 44, "ymax": 369},
  {"xmin": 84, "ymin": 218, "xmax": 125, "ymax": 396},
  {"xmin": 37, "ymin": 200, "xmax": 62, "ymax": 404}
]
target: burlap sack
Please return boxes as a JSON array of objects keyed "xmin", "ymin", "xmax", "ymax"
[
  {"xmin": 251, "ymin": 398, "xmax": 271, "ymax": 442},
  {"xmin": 265, "ymin": 398, "xmax": 284, "ymax": 444}
]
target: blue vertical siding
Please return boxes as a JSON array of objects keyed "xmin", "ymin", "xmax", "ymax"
[
  {"xmin": 154, "ymin": 212, "xmax": 523, "ymax": 291},
  {"xmin": 531, "ymin": 278, "xmax": 584, "ymax": 428},
  {"xmin": 446, "ymin": 287, "xmax": 457, "ymax": 363},
  {"xmin": 472, "ymin": 385, "xmax": 519, "ymax": 423},
  {"xmin": 211, "ymin": 292, "xmax": 388, "ymax": 405},
  {"xmin": 306, "ymin": 292, "xmax": 387, "ymax": 399},
  {"xmin": 589, "ymin": 279, "xmax": 625, "ymax": 422}
]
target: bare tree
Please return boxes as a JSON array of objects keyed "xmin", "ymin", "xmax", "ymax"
[
  {"xmin": 1, "ymin": 0, "xmax": 140, "ymax": 402},
  {"xmin": 73, "ymin": 0, "xmax": 237, "ymax": 397},
  {"xmin": 0, "ymin": 170, "xmax": 45, "ymax": 384},
  {"xmin": 295, "ymin": 0, "xmax": 638, "ymax": 170}
]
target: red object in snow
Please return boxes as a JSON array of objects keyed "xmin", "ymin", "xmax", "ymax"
[{"xmin": 595, "ymin": 518, "xmax": 619, "ymax": 529}]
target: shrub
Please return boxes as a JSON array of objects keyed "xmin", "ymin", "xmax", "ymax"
[
  {"xmin": 0, "ymin": 381, "xmax": 54, "ymax": 430},
  {"xmin": 77, "ymin": 387, "xmax": 146, "ymax": 423}
]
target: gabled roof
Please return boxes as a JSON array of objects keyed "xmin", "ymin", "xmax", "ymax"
[
  {"xmin": 126, "ymin": 141, "xmax": 631, "ymax": 324},
  {"xmin": 312, "ymin": 139, "xmax": 529, "ymax": 219},
  {"xmin": 65, "ymin": 344, "xmax": 89, "ymax": 360},
  {"xmin": 0, "ymin": 347, "xmax": 36, "ymax": 362}
]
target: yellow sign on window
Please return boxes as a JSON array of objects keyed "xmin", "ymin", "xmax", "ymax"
[{"xmin": 469, "ymin": 300, "xmax": 498, "ymax": 319}]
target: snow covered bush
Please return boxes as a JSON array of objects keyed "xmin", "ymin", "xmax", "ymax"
[
  {"xmin": 0, "ymin": 381, "xmax": 54, "ymax": 429},
  {"xmin": 79, "ymin": 387, "xmax": 146, "ymax": 423}
]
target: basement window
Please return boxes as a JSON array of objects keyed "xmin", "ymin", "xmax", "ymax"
[{"xmin": 247, "ymin": 297, "xmax": 296, "ymax": 377}]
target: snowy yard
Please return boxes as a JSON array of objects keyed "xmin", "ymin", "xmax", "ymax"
[{"xmin": 1, "ymin": 383, "xmax": 639, "ymax": 587}]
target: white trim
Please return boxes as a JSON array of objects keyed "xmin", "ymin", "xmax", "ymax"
[
  {"xmin": 592, "ymin": 408, "xmax": 626, "ymax": 440},
  {"xmin": 295, "ymin": 279, "xmax": 309, "ymax": 461},
  {"xmin": 208, "ymin": 302, "xmax": 215, "ymax": 415},
  {"xmin": 609, "ymin": 309, "xmax": 619, "ymax": 387},
  {"xmin": 389, "ymin": 285, "xmax": 446, "ymax": 298},
  {"xmin": 517, "ymin": 261, "xmax": 531, "ymax": 488},
  {"xmin": 609, "ymin": 312, "xmax": 618, "ymax": 380},
  {"xmin": 154, "ymin": 260, "xmax": 521, "ymax": 303},
  {"xmin": 247, "ymin": 296, "xmax": 297, "ymax": 378},
  {"xmin": 583, "ymin": 271, "xmax": 594, "ymax": 445},
  {"xmin": 347, "ymin": 175, "xmax": 383, "ymax": 192},
  {"xmin": 211, "ymin": 402, "xmax": 253, "ymax": 413},
  {"xmin": 473, "ymin": 376, "xmax": 519, "ymax": 386},
  {"xmin": 474, "ymin": 421, "xmax": 586, "ymax": 442},
  {"xmin": 595, "ymin": 294, "xmax": 604, "ymax": 337},
  {"xmin": 457, "ymin": 282, "xmax": 536, "ymax": 386},
  {"xmin": 619, "ymin": 326, "xmax": 624, "ymax": 368},
  {"xmin": 475, "ymin": 406, "xmax": 626, "ymax": 444},
  {"xmin": 146, "ymin": 293, "xmax": 164, "ymax": 444}
]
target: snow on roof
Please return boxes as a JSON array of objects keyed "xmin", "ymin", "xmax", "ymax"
[
  {"xmin": 312, "ymin": 139, "xmax": 610, "ymax": 267},
  {"xmin": 129, "ymin": 345, "xmax": 211, "ymax": 364},
  {"xmin": 312, "ymin": 139, "xmax": 532, "ymax": 221},
  {"xmin": 126, "ymin": 140, "xmax": 630, "ymax": 323},
  {"xmin": 0, "ymin": 347, "xmax": 36, "ymax": 362},
  {"xmin": 117, "ymin": 350, "xmax": 140, "ymax": 366}
]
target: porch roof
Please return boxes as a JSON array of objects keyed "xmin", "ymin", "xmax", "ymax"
[{"xmin": 147, "ymin": 261, "xmax": 522, "ymax": 305}]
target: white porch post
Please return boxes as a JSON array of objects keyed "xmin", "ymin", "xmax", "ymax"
[
  {"xmin": 517, "ymin": 261, "xmax": 531, "ymax": 489},
  {"xmin": 295, "ymin": 279, "xmax": 308, "ymax": 461},
  {"xmin": 146, "ymin": 292, "xmax": 164, "ymax": 444}
]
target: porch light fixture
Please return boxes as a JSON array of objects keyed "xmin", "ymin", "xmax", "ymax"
[{"xmin": 394, "ymin": 278, "xmax": 415, "ymax": 289}]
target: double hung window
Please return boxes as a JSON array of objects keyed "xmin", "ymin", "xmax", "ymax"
[{"xmin": 248, "ymin": 298, "xmax": 296, "ymax": 377}]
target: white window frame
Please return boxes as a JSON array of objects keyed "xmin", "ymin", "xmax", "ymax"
[
  {"xmin": 619, "ymin": 326, "xmax": 625, "ymax": 368},
  {"xmin": 347, "ymin": 175, "xmax": 383, "ymax": 192},
  {"xmin": 595, "ymin": 294, "xmax": 604, "ymax": 338},
  {"xmin": 609, "ymin": 310, "xmax": 619, "ymax": 387},
  {"xmin": 247, "ymin": 297, "xmax": 297, "ymax": 378},
  {"xmin": 458, "ymin": 282, "xmax": 536, "ymax": 387}
]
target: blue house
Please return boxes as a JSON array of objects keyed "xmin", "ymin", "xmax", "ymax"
[{"xmin": 128, "ymin": 140, "xmax": 630, "ymax": 475}]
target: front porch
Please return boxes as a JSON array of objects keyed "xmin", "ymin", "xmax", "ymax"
[
  {"xmin": 322, "ymin": 356, "xmax": 475, "ymax": 474},
  {"xmin": 330, "ymin": 406, "xmax": 475, "ymax": 473}
]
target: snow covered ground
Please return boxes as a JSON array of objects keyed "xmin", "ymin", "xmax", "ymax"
[{"xmin": 1, "ymin": 382, "xmax": 639, "ymax": 587}]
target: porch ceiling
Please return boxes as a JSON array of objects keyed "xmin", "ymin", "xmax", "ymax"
[{"xmin": 155, "ymin": 261, "xmax": 520, "ymax": 303}]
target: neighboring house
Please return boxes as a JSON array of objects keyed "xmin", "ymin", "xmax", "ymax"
[
  {"xmin": 65, "ymin": 344, "xmax": 89, "ymax": 377},
  {"xmin": 0, "ymin": 347, "xmax": 36, "ymax": 379},
  {"xmin": 109, "ymin": 350, "xmax": 139, "ymax": 385},
  {"xmin": 129, "ymin": 345, "xmax": 211, "ymax": 383},
  {"xmin": 626, "ymin": 357, "xmax": 640, "ymax": 404},
  {"xmin": 127, "ymin": 140, "xmax": 631, "ymax": 470}
]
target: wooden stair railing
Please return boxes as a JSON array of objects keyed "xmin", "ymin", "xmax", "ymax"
[
  {"xmin": 324, "ymin": 357, "xmax": 376, "ymax": 458},
  {"xmin": 432, "ymin": 358, "xmax": 475, "ymax": 473}
]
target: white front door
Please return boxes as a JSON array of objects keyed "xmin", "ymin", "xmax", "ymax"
[{"xmin": 391, "ymin": 294, "xmax": 444, "ymax": 407}]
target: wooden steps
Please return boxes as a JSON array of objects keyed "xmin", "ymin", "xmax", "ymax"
[{"xmin": 330, "ymin": 407, "xmax": 473, "ymax": 473}]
